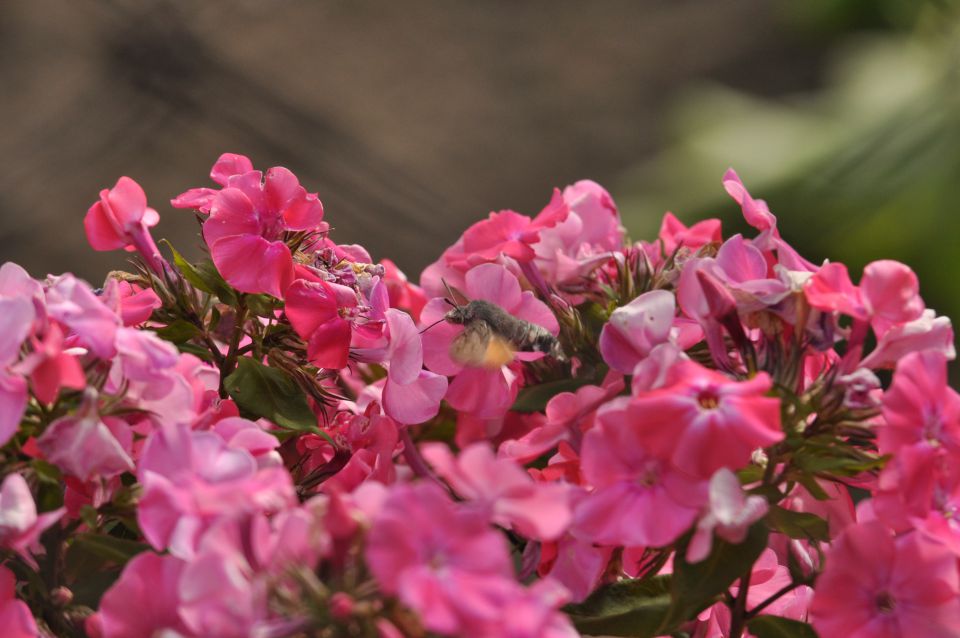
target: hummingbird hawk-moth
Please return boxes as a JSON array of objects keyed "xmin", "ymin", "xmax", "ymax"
[{"xmin": 436, "ymin": 284, "xmax": 566, "ymax": 369}]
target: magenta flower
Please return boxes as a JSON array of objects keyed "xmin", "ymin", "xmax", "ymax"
[
  {"xmin": 627, "ymin": 360, "xmax": 783, "ymax": 478},
  {"xmin": 0, "ymin": 473, "xmax": 64, "ymax": 568},
  {"xmin": 285, "ymin": 277, "xmax": 357, "ymax": 369},
  {"xmin": 421, "ymin": 263, "xmax": 559, "ymax": 418},
  {"xmin": 97, "ymin": 552, "xmax": 190, "ymax": 638},
  {"xmin": 656, "ymin": 211, "xmax": 722, "ymax": 257},
  {"xmin": 810, "ymin": 522, "xmax": 960, "ymax": 638},
  {"xmin": 880, "ymin": 350, "xmax": 960, "ymax": 455},
  {"xmin": 365, "ymin": 482, "xmax": 515, "ymax": 636},
  {"xmin": 0, "ymin": 566, "xmax": 38, "ymax": 638},
  {"xmin": 170, "ymin": 152, "xmax": 254, "ymax": 213},
  {"xmin": 572, "ymin": 397, "xmax": 707, "ymax": 548},
  {"xmin": 202, "ymin": 162, "xmax": 325, "ymax": 297},
  {"xmin": 16, "ymin": 322, "xmax": 86, "ymax": 405},
  {"xmin": 422, "ymin": 442, "xmax": 572, "ymax": 541},
  {"xmin": 84, "ymin": 176, "xmax": 167, "ymax": 276}
]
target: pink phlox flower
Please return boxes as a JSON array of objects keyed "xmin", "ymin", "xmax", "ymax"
[
  {"xmin": 137, "ymin": 424, "xmax": 296, "ymax": 558},
  {"xmin": 170, "ymin": 152, "xmax": 255, "ymax": 213},
  {"xmin": 687, "ymin": 468, "xmax": 768, "ymax": 562},
  {"xmin": 657, "ymin": 211, "xmax": 722, "ymax": 258},
  {"xmin": 531, "ymin": 180, "xmax": 623, "ymax": 286},
  {"xmin": 44, "ymin": 273, "xmax": 121, "ymax": 359},
  {"xmin": 466, "ymin": 578, "xmax": 579, "ymax": 638},
  {"xmin": 213, "ymin": 417, "xmax": 283, "ymax": 469},
  {"xmin": 537, "ymin": 531, "xmax": 614, "ymax": 603},
  {"xmin": 285, "ymin": 275, "xmax": 358, "ymax": 369},
  {"xmin": 365, "ymin": 482, "xmax": 514, "ymax": 636},
  {"xmin": 422, "ymin": 442, "xmax": 572, "ymax": 541},
  {"xmin": 810, "ymin": 522, "xmax": 960, "ymax": 638},
  {"xmin": 449, "ymin": 189, "xmax": 569, "ymax": 268},
  {"xmin": 599, "ymin": 289, "xmax": 676, "ymax": 373},
  {"xmin": 201, "ymin": 160, "xmax": 326, "ymax": 297},
  {"xmin": 84, "ymin": 176, "xmax": 166, "ymax": 275},
  {"xmin": 421, "ymin": 263, "xmax": 558, "ymax": 418},
  {"xmin": 381, "ymin": 258, "xmax": 427, "ymax": 322},
  {"xmin": 14, "ymin": 321, "xmax": 86, "ymax": 405},
  {"xmin": 37, "ymin": 389, "xmax": 134, "ymax": 480},
  {"xmin": 0, "ymin": 565, "xmax": 38, "ymax": 638},
  {"xmin": 626, "ymin": 360, "xmax": 783, "ymax": 479},
  {"xmin": 630, "ymin": 342, "xmax": 688, "ymax": 395},
  {"xmin": 0, "ymin": 473, "xmax": 65, "ymax": 568},
  {"xmin": 0, "ymin": 290, "xmax": 34, "ymax": 446},
  {"xmin": 859, "ymin": 309, "xmax": 955, "ymax": 370},
  {"xmin": 879, "ymin": 350, "xmax": 960, "ymax": 455},
  {"xmin": 571, "ymin": 397, "xmax": 707, "ymax": 547},
  {"xmin": 381, "ymin": 308, "xmax": 447, "ymax": 425},
  {"xmin": 695, "ymin": 549, "xmax": 812, "ymax": 637},
  {"xmin": 97, "ymin": 552, "xmax": 191, "ymax": 638},
  {"xmin": 63, "ymin": 475, "xmax": 120, "ymax": 519},
  {"xmin": 499, "ymin": 372, "xmax": 624, "ymax": 463},
  {"xmin": 101, "ymin": 279, "xmax": 161, "ymax": 326},
  {"xmin": 319, "ymin": 405, "xmax": 399, "ymax": 493}
]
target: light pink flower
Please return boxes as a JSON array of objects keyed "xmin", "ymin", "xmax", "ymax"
[
  {"xmin": 201, "ymin": 162, "xmax": 325, "ymax": 297},
  {"xmin": 572, "ymin": 398, "xmax": 707, "ymax": 547},
  {"xmin": 0, "ymin": 566, "xmax": 38, "ymax": 638},
  {"xmin": 538, "ymin": 533, "xmax": 614, "ymax": 603},
  {"xmin": 137, "ymin": 424, "xmax": 296, "ymax": 558},
  {"xmin": 811, "ymin": 523, "xmax": 960, "ymax": 638},
  {"xmin": 365, "ymin": 482, "xmax": 514, "ymax": 636},
  {"xmin": 84, "ymin": 176, "xmax": 166, "ymax": 275},
  {"xmin": 0, "ymin": 295, "xmax": 33, "ymax": 446},
  {"xmin": 98, "ymin": 552, "xmax": 190, "ymax": 638},
  {"xmin": 859, "ymin": 309, "xmax": 955, "ymax": 370},
  {"xmin": 422, "ymin": 442, "xmax": 572, "ymax": 541},
  {"xmin": 421, "ymin": 263, "xmax": 558, "ymax": 418},
  {"xmin": 599, "ymin": 290, "xmax": 675, "ymax": 373},
  {"xmin": 467, "ymin": 578, "xmax": 579, "ymax": 638},
  {"xmin": 381, "ymin": 309, "xmax": 448, "ymax": 425},
  {"xmin": 44, "ymin": 273, "xmax": 121, "ymax": 359},
  {"xmin": 0, "ymin": 473, "xmax": 65, "ymax": 567},
  {"xmin": 687, "ymin": 468, "xmax": 768, "ymax": 562},
  {"xmin": 37, "ymin": 390, "xmax": 134, "ymax": 480}
]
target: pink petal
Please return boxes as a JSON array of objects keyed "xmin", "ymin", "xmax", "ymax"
[
  {"xmin": 465, "ymin": 263, "xmax": 522, "ymax": 309},
  {"xmin": 210, "ymin": 235, "xmax": 294, "ymax": 298},
  {"xmin": 385, "ymin": 309, "xmax": 423, "ymax": 385},
  {"xmin": 210, "ymin": 153, "xmax": 254, "ymax": 186},
  {"xmin": 383, "ymin": 370, "xmax": 448, "ymax": 425}
]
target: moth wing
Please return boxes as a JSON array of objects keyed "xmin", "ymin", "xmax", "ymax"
[{"xmin": 450, "ymin": 322, "xmax": 515, "ymax": 369}]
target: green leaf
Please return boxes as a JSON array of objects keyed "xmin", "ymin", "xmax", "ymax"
[
  {"xmin": 668, "ymin": 523, "xmax": 769, "ymax": 625},
  {"xmin": 766, "ymin": 505, "xmax": 830, "ymax": 542},
  {"xmin": 32, "ymin": 459, "xmax": 62, "ymax": 485},
  {"xmin": 193, "ymin": 259, "xmax": 238, "ymax": 306},
  {"xmin": 565, "ymin": 576, "xmax": 672, "ymax": 638},
  {"xmin": 747, "ymin": 616, "xmax": 820, "ymax": 638},
  {"xmin": 163, "ymin": 240, "xmax": 214, "ymax": 294},
  {"xmin": 224, "ymin": 357, "xmax": 316, "ymax": 431},
  {"xmin": 72, "ymin": 532, "xmax": 150, "ymax": 566},
  {"xmin": 245, "ymin": 293, "xmax": 282, "ymax": 316},
  {"xmin": 512, "ymin": 378, "xmax": 595, "ymax": 413},
  {"xmin": 153, "ymin": 319, "xmax": 202, "ymax": 344}
]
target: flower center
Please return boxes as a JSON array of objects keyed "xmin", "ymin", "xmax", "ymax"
[
  {"xmin": 875, "ymin": 591, "xmax": 896, "ymax": 614},
  {"xmin": 697, "ymin": 389, "xmax": 720, "ymax": 410}
]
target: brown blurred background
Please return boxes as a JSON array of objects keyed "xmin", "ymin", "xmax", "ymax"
[{"xmin": 2, "ymin": 0, "xmax": 957, "ymax": 329}]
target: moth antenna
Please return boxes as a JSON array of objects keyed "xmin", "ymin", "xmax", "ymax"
[{"xmin": 441, "ymin": 278, "xmax": 464, "ymax": 308}]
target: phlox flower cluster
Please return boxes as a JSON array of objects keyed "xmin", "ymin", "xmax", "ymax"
[{"xmin": 0, "ymin": 155, "xmax": 956, "ymax": 638}]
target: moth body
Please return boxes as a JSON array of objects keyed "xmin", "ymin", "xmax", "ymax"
[{"xmin": 444, "ymin": 300, "xmax": 566, "ymax": 368}]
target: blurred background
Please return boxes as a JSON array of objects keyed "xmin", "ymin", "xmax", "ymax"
[{"xmin": 2, "ymin": 0, "xmax": 958, "ymax": 329}]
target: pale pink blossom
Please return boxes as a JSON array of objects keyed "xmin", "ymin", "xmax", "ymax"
[
  {"xmin": 0, "ymin": 565, "xmax": 38, "ymax": 638},
  {"xmin": 98, "ymin": 552, "xmax": 190, "ymax": 638},
  {"xmin": 687, "ymin": 468, "xmax": 768, "ymax": 562},
  {"xmin": 599, "ymin": 290, "xmax": 675, "ymax": 373},
  {"xmin": 0, "ymin": 473, "xmax": 64, "ymax": 567},
  {"xmin": 381, "ymin": 308, "xmax": 447, "ymax": 425}
]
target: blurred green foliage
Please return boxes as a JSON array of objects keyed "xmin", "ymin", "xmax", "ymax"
[{"xmin": 617, "ymin": 0, "xmax": 960, "ymax": 358}]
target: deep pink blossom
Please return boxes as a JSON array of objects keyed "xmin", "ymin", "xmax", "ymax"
[
  {"xmin": 657, "ymin": 211, "xmax": 722, "ymax": 256},
  {"xmin": 0, "ymin": 473, "xmax": 65, "ymax": 567},
  {"xmin": 572, "ymin": 397, "xmax": 707, "ymax": 547},
  {"xmin": 98, "ymin": 552, "xmax": 190, "ymax": 638},
  {"xmin": 201, "ymin": 162, "xmax": 325, "ymax": 297},
  {"xmin": 538, "ymin": 532, "xmax": 614, "ymax": 603},
  {"xmin": 170, "ymin": 152, "xmax": 255, "ymax": 213},
  {"xmin": 422, "ymin": 442, "xmax": 572, "ymax": 541},
  {"xmin": 365, "ymin": 482, "xmax": 514, "ymax": 636},
  {"xmin": 285, "ymin": 277, "xmax": 357, "ymax": 369},
  {"xmin": 627, "ymin": 360, "xmax": 783, "ymax": 478},
  {"xmin": 880, "ymin": 350, "xmax": 960, "ymax": 455},
  {"xmin": 811, "ymin": 523, "xmax": 960, "ymax": 638},
  {"xmin": 15, "ymin": 322, "xmax": 86, "ymax": 404},
  {"xmin": 0, "ymin": 566, "xmax": 38, "ymax": 638},
  {"xmin": 84, "ymin": 177, "xmax": 167, "ymax": 275}
]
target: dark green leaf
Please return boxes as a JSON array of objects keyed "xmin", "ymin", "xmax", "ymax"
[
  {"xmin": 153, "ymin": 319, "xmax": 202, "ymax": 344},
  {"xmin": 72, "ymin": 533, "xmax": 150, "ymax": 565},
  {"xmin": 747, "ymin": 616, "xmax": 819, "ymax": 638},
  {"xmin": 163, "ymin": 240, "xmax": 214, "ymax": 294},
  {"xmin": 193, "ymin": 259, "xmax": 238, "ymax": 306},
  {"xmin": 32, "ymin": 459, "xmax": 62, "ymax": 485},
  {"xmin": 512, "ymin": 378, "xmax": 595, "ymax": 413},
  {"xmin": 565, "ymin": 576, "xmax": 672, "ymax": 638},
  {"xmin": 224, "ymin": 357, "xmax": 316, "ymax": 431},
  {"xmin": 767, "ymin": 506, "xmax": 830, "ymax": 542},
  {"xmin": 246, "ymin": 293, "xmax": 282, "ymax": 316},
  {"xmin": 668, "ymin": 523, "xmax": 769, "ymax": 625}
]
